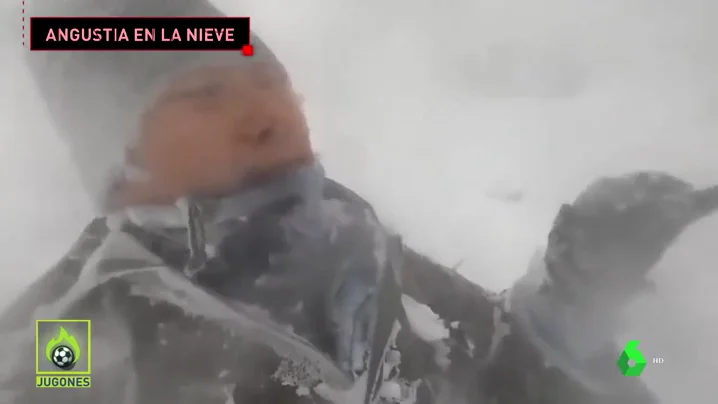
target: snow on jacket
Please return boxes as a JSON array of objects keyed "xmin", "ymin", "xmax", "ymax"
[{"xmin": 0, "ymin": 164, "xmax": 403, "ymax": 404}]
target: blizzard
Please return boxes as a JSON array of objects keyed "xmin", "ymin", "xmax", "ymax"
[{"xmin": 1, "ymin": 0, "xmax": 716, "ymax": 402}]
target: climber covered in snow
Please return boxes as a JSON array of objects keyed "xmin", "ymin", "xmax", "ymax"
[
  {"xmin": 107, "ymin": 58, "xmax": 403, "ymax": 402},
  {"xmin": 5, "ymin": 0, "xmax": 718, "ymax": 403}
]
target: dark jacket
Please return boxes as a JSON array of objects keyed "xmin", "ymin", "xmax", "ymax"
[
  {"xmin": 186, "ymin": 163, "xmax": 403, "ymax": 389},
  {"xmin": 2, "ymin": 172, "xmax": 688, "ymax": 404},
  {"xmin": 0, "ymin": 164, "xmax": 403, "ymax": 404}
]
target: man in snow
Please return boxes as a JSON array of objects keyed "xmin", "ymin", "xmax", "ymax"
[
  {"xmin": 7, "ymin": 0, "xmax": 718, "ymax": 403},
  {"xmin": 107, "ymin": 58, "xmax": 403, "ymax": 404},
  {"xmin": 17, "ymin": 0, "xmax": 405, "ymax": 402}
]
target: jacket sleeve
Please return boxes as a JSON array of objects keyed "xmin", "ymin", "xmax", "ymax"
[{"xmin": 0, "ymin": 218, "xmax": 138, "ymax": 404}]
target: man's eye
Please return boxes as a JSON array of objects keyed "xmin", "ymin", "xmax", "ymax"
[
  {"xmin": 195, "ymin": 82, "xmax": 225, "ymax": 98},
  {"xmin": 165, "ymin": 82, "xmax": 226, "ymax": 104}
]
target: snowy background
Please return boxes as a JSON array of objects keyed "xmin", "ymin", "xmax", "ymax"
[{"xmin": 1, "ymin": 0, "xmax": 717, "ymax": 402}]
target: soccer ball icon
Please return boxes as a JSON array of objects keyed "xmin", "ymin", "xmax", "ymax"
[{"xmin": 51, "ymin": 345, "xmax": 75, "ymax": 369}]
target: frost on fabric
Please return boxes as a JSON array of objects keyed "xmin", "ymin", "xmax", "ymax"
[{"xmin": 401, "ymin": 295, "xmax": 450, "ymax": 341}]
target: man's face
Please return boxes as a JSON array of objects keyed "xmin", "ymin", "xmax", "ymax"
[
  {"xmin": 135, "ymin": 72, "xmax": 253, "ymax": 199},
  {"xmin": 116, "ymin": 63, "xmax": 311, "ymax": 207}
]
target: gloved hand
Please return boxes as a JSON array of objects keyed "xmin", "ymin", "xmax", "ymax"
[
  {"xmin": 509, "ymin": 171, "xmax": 718, "ymax": 395},
  {"xmin": 543, "ymin": 171, "xmax": 718, "ymax": 307}
]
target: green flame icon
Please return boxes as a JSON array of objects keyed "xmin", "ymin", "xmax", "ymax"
[{"xmin": 45, "ymin": 326, "xmax": 81, "ymax": 364}]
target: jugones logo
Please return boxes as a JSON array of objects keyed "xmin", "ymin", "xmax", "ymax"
[{"xmin": 35, "ymin": 320, "xmax": 92, "ymax": 388}]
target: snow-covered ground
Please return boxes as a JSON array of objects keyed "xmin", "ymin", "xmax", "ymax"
[{"xmin": 1, "ymin": 0, "xmax": 717, "ymax": 402}]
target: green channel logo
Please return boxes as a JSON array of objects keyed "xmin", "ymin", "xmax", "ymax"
[
  {"xmin": 35, "ymin": 319, "xmax": 92, "ymax": 388},
  {"xmin": 617, "ymin": 340, "xmax": 647, "ymax": 376}
]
